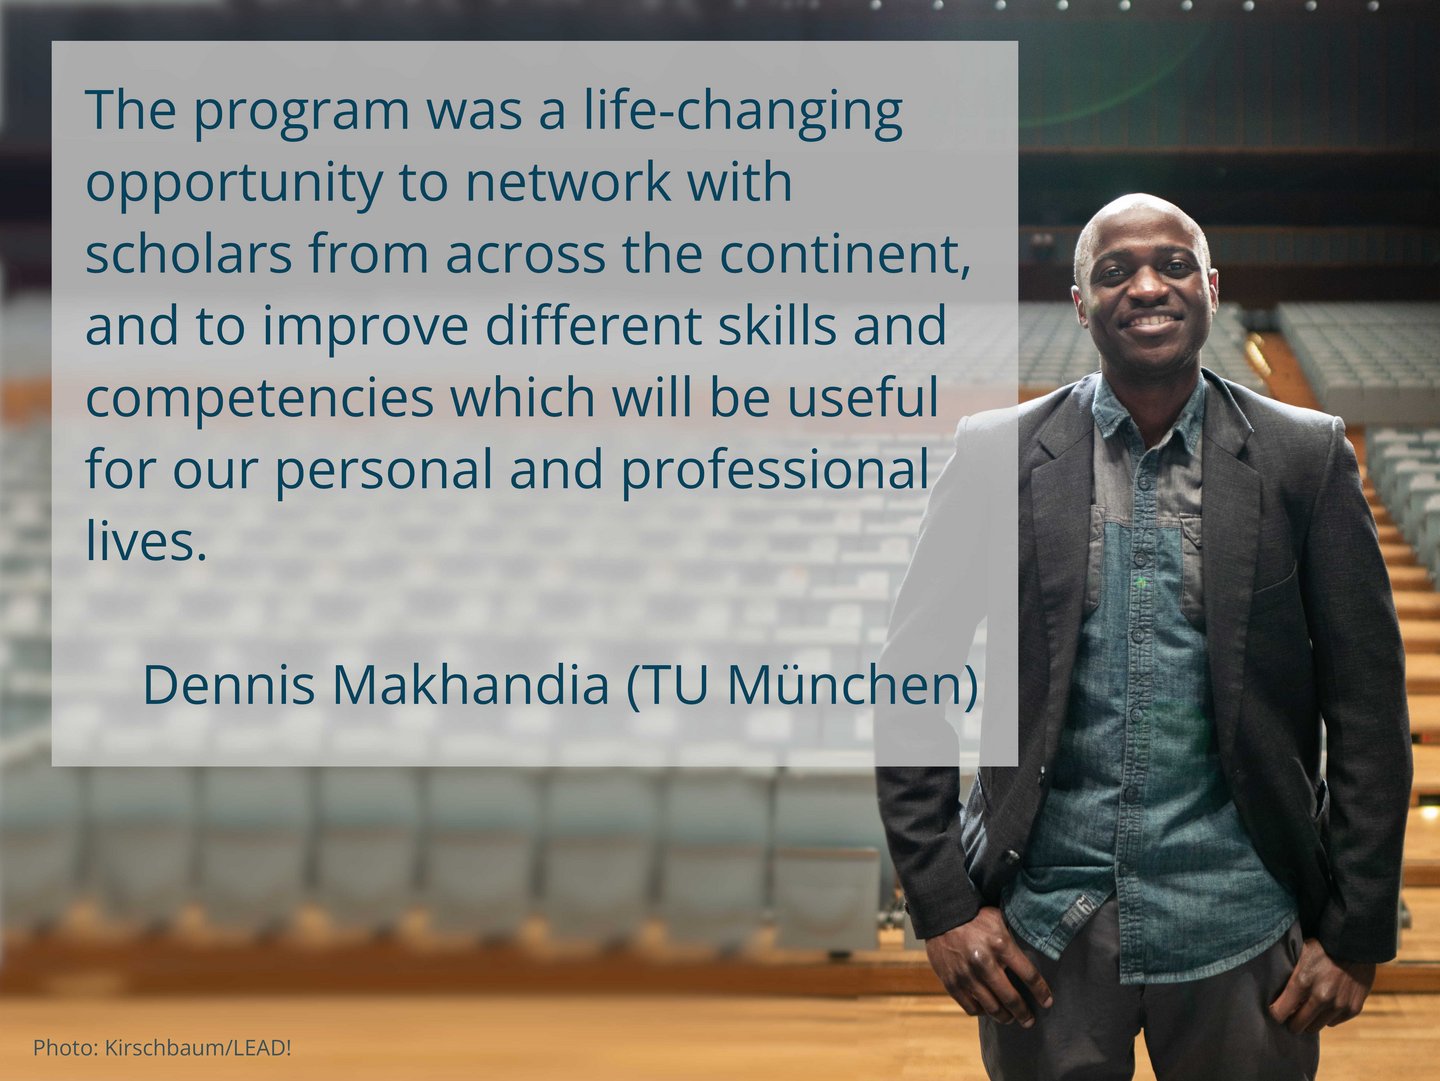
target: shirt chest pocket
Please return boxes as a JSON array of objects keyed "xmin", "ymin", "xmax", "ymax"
[
  {"xmin": 1083, "ymin": 507, "xmax": 1205, "ymax": 628},
  {"xmin": 1083, "ymin": 505, "xmax": 1105, "ymax": 617},
  {"xmin": 1179, "ymin": 513, "xmax": 1204, "ymax": 631}
]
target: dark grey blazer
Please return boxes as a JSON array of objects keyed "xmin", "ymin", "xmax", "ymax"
[{"xmin": 877, "ymin": 369, "xmax": 1412, "ymax": 964}]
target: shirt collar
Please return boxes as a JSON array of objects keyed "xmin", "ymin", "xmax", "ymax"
[{"xmin": 1091, "ymin": 373, "xmax": 1206, "ymax": 456}]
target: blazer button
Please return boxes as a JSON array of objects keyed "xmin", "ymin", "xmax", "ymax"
[{"xmin": 1004, "ymin": 849, "xmax": 1022, "ymax": 866}]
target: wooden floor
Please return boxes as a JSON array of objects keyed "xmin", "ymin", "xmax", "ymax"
[{"xmin": 2, "ymin": 994, "xmax": 1439, "ymax": 1081}]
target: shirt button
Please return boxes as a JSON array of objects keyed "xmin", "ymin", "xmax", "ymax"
[
  {"xmin": 1123, "ymin": 784, "xmax": 1140, "ymax": 803},
  {"xmin": 1133, "ymin": 550, "xmax": 1151, "ymax": 568},
  {"xmin": 1004, "ymin": 849, "xmax": 1022, "ymax": 866},
  {"xmin": 1129, "ymin": 707, "xmax": 1144, "ymax": 722},
  {"xmin": 1130, "ymin": 629, "xmax": 1145, "ymax": 643},
  {"xmin": 1137, "ymin": 475, "xmax": 1153, "ymax": 491}
]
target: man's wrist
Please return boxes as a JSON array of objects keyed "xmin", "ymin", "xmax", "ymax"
[{"xmin": 904, "ymin": 890, "xmax": 982, "ymax": 940}]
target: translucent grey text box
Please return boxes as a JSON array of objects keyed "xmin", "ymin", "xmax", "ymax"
[{"xmin": 51, "ymin": 41, "xmax": 1017, "ymax": 768}]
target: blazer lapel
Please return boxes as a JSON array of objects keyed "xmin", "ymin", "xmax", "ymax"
[
  {"xmin": 1200, "ymin": 373, "xmax": 1260, "ymax": 762},
  {"xmin": 1031, "ymin": 378, "xmax": 1097, "ymax": 759}
]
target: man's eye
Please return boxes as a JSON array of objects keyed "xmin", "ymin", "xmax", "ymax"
[
  {"xmin": 1165, "ymin": 261, "xmax": 1193, "ymax": 273},
  {"xmin": 1100, "ymin": 267, "xmax": 1125, "ymax": 280}
]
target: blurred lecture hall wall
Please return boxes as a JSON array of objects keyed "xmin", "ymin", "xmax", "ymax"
[{"xmin": 1, "ymin": 3, "xmax": 1439, "ymax": 1080}]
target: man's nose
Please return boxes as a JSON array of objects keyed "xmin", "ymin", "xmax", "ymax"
[{"xmin": 1126, "ymin": 266, "xmax": 1169, "ymax": 302}]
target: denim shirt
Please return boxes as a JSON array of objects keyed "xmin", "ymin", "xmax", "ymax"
[{"xmin": 1004, "ymin": 375, "xmax": 1297, "ymax": 983}]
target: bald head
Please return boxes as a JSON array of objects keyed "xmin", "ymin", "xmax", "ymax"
[
  {"xmin": 1068, "ymin": 192, "xmax": 1220, "ymax": 386},
  {"xmin": 1073, "ymin": 194, "xmax": 1211, "ymax": 294}
]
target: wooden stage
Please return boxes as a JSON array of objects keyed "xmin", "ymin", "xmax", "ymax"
[
  {"xmin": 2, "ymin": 993, "xmax": 1439, "ymax": 1081},
  {"xmin": 4, "ymin": 919, "xmax": 1440, "ymax": 997}
]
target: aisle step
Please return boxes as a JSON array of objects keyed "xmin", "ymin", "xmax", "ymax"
[
  {"xmin": 1403, "ymin": 623, "xmax": 1440, "ymax": 654},
  {"xmin": 1384, "ymin": 543, "xmax": 1420, "ymax": 567},
  {"xmin": 1413, "ymin": 745, "xmax": 1440, "ymax": 803},
  {"xmin": 1391, "ymin": 566, "xmax": 1433, "ymax": 591},
  {"xmin": 1397, "ymin": 592, "xmax": 1440, "ymax": 620},
  {"xmin": 1398, "ymin": 885, "xmax": 1440, "ymax": 962},
  {"xmin": 1410, "ymin": 657, "xmax": 1440, "ymax": 696},
  {"xmin": 1411, "ymin": 697, "xmax": 1440, "ymax": 739},
  {"xmin": 1405, "ymin": 807, "xmax": 1440, "ymax": 886}
]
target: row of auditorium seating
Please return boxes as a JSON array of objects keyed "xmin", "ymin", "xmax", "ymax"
[
  {"xmin": 1025, "ymin": 227, "xmax": 1440, "ymax": 269},
  {"xmin": 1020, "ymin": 302, "xmax": 1264, "ymax": 394},
  {"xmin": 1, "ymin": 390, "xmax": 922, "ymax": 952},
  {"xmin": 1367, "ymin": 427, "xmax": 1440, "ymax": 583},
  {"xmin": 1279, "ymin": 303, "xmax": 1440, "ymax": 424},
  {"xmin": 12, "ymin": 289, "xmax": 1263, "ymax": 407},
  {"xmin": 1, "ymin": 755, "xmax": 920, "ymax": 954},
  {"xmin": 0, "ymin": 359, "xmax": 964, "ymax": 950}
]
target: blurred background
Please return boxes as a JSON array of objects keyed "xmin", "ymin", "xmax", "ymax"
[{"xmin": 2, "ymin": 3, "xmax": 1439, "ymax": 1079}]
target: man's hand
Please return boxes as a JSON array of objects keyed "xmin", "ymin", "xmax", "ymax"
[
  {"xmin": 924, "ymin": 907, "xmax": 1054, "ymax": 1027},
  {"xmin": 1269, "ymin": 938, "xmax": 1376, "ymax": 1034}
]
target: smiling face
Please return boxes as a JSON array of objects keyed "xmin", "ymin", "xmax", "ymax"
[{"xmin": 1071, "ymin": 197, "xmax": 1220, "ymax": 388}]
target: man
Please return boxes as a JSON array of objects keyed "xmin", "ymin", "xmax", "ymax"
[{"xmin": 876, "ymin": 194, "xmax": 1411, "ymax": 1080}]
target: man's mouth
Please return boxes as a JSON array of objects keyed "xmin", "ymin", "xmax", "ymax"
[{"xmin": 1121, "ymin": 313, "xmax": 1181, "ymax": 329}]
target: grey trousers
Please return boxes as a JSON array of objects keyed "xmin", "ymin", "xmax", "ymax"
[{"xmin": 979, "ymin": 900, "xmax": 1320, "ymax": 1081}]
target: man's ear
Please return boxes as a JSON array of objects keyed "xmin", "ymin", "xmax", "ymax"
[
  {"xmin": 1208, "ymin": 267, "xmax": 1220, "ymax": 313},
  {"xmin": 1071, "ymin": 284, "xmax": 1088, "ymax": 328}
]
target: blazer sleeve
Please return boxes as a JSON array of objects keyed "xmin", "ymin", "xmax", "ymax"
[
  {"xmin": 874, "ymin": 416, "xmax": 991, "ymax": 940},
  {"xmin": 1300, "ymin": 415, "xmax": 1413, "ymax": 963}
]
